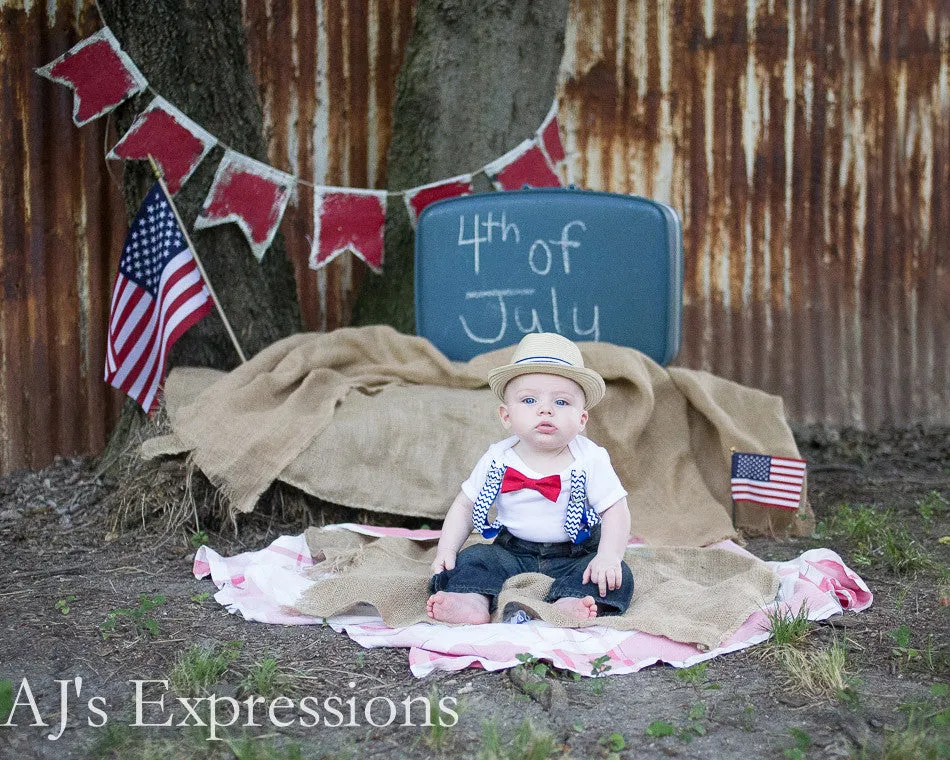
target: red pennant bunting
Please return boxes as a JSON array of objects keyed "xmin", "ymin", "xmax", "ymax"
[
  {"xmin": 538, "ymin": 101, "xmax": 566, "ymax": 165},
  {"xmin": 35, "ymin": 27, "xmax": 147, "ymax": 127},
  {"xmin": 40, "ymin": 27, "xmax": 577, "ymax": 269},
  {"xmin": 107, "ymin": 97, "xmax": 216, "ymax": 195},
  {"xmin": 483, "ymin": 139, "xmax": 562, "ymax": 191},
  {"xmin": 194, "ymin": 150, "xmax": 295, "ymax": 261},
  {"xmin": 311, "ymin": 189, "xmax": 388, "ymax": 273},
  {"xmin": 403, "ymin": 174, "xmax": 474, "ymax": 227}
]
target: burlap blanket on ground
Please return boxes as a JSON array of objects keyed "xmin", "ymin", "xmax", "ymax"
[
  {"xmin": 294, "ymin": 527, "xmax": 780, "ymax": 648},
  {"xmin": 142, "ymin": 325, "xmax": 813, "ymax": 546}
]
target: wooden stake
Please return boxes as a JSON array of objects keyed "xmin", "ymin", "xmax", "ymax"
[
  {"xmin": 147, "ymin": 156, "xmax": 247, "ymax": 364},
  {"xmin": 729, "ymin": 447, "xmax": 736, "ymax": 529}
]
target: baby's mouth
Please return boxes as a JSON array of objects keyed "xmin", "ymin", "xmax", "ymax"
[{"xmin": 536, "ymin": 422, "xmax": 557, "ymax": 433}]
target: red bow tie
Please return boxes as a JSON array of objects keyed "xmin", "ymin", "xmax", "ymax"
[{"xmin": 500, "ymin": 468, "xmax": 561, "ymax": 502}]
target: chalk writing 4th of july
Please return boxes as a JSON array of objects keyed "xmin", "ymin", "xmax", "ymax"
[{"xmin": 455, "ymin": 212, "xmax": 600, "ymax": 346}]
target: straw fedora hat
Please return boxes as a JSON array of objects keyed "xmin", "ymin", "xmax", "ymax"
[{"xmin": 487, "ymin": 333, "xmax": 605, "ymax": 409}]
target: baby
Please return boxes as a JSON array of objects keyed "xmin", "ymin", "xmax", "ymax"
[{"xmin": 427, "ymin": 332, "xmax": 634, "ymax": 625}]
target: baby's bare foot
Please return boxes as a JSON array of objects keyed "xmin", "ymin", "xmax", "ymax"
[
  {"xmin": 427, "ymin": 591, "xmax": 491, "ymax": 624},
  {"xmin": 552, "ymin": 595, "xmax": 598, "ymax": 619}
]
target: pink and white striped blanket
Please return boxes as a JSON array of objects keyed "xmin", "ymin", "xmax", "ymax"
[{"xmin": 193, "ymin": 524, "xmax": 872, "ymax": 678}]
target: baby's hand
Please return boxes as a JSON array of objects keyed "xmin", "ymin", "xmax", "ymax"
[
  {"xmin": 583, "ymin": 553, "xmax": 623, "ymax": 597},
  {"xmin": 431, "ymin": 549, "xmax": 457, "ymax": 575}
]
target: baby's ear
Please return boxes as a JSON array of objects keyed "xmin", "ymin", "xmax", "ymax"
[
  {"xmin": 498, "ymin": 404, "xmax": 512, "ymax": 429},
  {"xmin": 579, "ymin": 409, "xmax": 589, "ymax": 429}
]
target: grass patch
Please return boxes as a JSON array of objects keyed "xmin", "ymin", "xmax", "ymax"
[
  {"xmin": 674, "ymin": 661, "xmax": 722, "ymax": 695},
  {"xmin": 589, "ymin": 654, "xmax": 612, "ymax": 677},
  {"xmin": 759, "ymin": 604, "xmax": 855, "ymax": 701},
  {"xmin": 513, "ymin": 652, "xmax": 582, "ymax": 682},
  {"xmin": 169, "ymin": 642, "xmax": 242, "ymax": 697},
  {"xmin": 416, "ymin": 686, "xmax": 466, "ymax": 757},
  {"xmin": 817, "ymin": 504, "xmax": 934, "ymax": 576},
  {"xmin": 773, "ymin": 639, "xmax": 854, "ymax": 701},
  {"xmin": 598, "ymin": 731, "xmax": 626, "ymax": 752},
  {"xmin": 224, "ymin": 736, "xmax": 307, "ymax": 760},
  {"xmin": 645, "ymin": 719, "xmax": 676, "ymax": 738},
  {"xmin": 763, "ymin": 604, "xmax": 813, "ymax": 648},
  {"xmin": 644, "ymin": 702, "xmax": 709, "ymax": 744},
  {"xmin": 191, "ymin": 528, "xmax": 211, "ymax": 548},
  {"xmin": 868, "ymin": 731, "xmax": 949, "ymax": 760},
  {"xmin": 55, "ymin": 594, "xmax": 77, "ymax": 615},
  {"xmin": 479, "ymin": 718, "xmax": 558, "ymax": 760},
  {"xmin": 857, "ymin": 683, "xmax": 950, "ymax": 759},
  {"xmin": 90, "ymin": 720, "xmax": 307, "ymax": 760},
  {"xmin": 421, "ymin": 686, "xmax": 463, "ymax": 753},
  {"xmin": 675, "ymin": 661, "xmax": 710, "ymax": 686},
  {"xmin": 0, "ymin": 678, "xmax": 13, "ymax": 722},
  {"xmin": 515, "ymin": 652, "xmax": 553, "ymax": 678},
  {"xmin": 239, "ymin": 657, "xmax": 292, "ymax": 699},
  {"xmin": 783, "ymin": 727, "xmax": 812, "ymax": 759},
  {"xmin": 917, "ymin": 490, "xmax": 949, "ymax": 523},
  {"xmin": 887, "ymin": 625, "xmax": 950, "ymax": 675},
  {"xmin": 100, "ymin": 594, "xmax": 167, "ymax": 640}
]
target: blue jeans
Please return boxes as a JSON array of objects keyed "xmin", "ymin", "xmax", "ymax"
[{"xmin": 429, "ymin": 525, "xmax": 634, "ymax": 615}]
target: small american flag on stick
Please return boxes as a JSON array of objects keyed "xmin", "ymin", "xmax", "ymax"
[
  {"xmin": 105, "ymin": 182, "xmax": 211, "ymax": 414},
  {"xmin": 731, "ymin": 452, "xmax": 806, "ymax": 511}
]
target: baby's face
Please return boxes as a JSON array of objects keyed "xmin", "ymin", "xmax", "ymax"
[{"xmin": 499, "ymin": 373, "xmax": 588, "ymax": 453}]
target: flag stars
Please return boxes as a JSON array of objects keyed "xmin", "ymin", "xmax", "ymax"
[
  {"xmin": 734, "ymin": 454, "xmax": 771, "ymax": 481},
  {"xmin": 118, "ymin": 186, "xmax": 188, "ymax": 294}
]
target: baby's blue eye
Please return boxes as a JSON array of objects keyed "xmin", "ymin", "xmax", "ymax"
[
  {"xmin": 522, "ymin": 397, "xmax": 536, "ymax": 404},
  {"xmin": 555, "ymin": 399, "xmax": 568, "ymax": 406}
]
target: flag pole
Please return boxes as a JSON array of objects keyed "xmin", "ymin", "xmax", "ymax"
[
  {"xmin": 146, "ymin": 157, "xmax": 247, "ymax": 364},
  {"xmin": 729, "ymin": 447, "xmax": 737, "ymax": 529}
]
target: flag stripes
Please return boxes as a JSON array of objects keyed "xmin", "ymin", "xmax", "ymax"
[
  {"xmin": 105, "ymin": 183, "xmax": 211, "ymax": 414},
  {"xmin": 731, "ymin": 453, "xmax": 806, "ymax": 511},
  {"xmin": 105, "ymin": 253, "xmax": 210, "ymax": 412}
]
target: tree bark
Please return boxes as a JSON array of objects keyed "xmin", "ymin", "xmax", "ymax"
[
  {"xmin": 96, "ymin": 0, "xmax": 302, "ymax": 469},
  {"xmin": 97, "ymin": 0, "xmax": 301, "ymax": 366},
  {"xmin": 351, "ymin": 0, "xmax": 571, "ymax": 331}
]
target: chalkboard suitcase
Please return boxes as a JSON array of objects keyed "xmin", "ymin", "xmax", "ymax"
[{"xmin": 414, "ymin": 188, "xmax": 683, "ymax": 365}]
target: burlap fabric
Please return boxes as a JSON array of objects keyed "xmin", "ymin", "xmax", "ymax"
[
  {"xmin": 142, "ymin": 325, "xmax": 813, "ymax": 546},
  {"xmin": 296, "ymin": 527, "xmax": 780, "ymax": 649}
]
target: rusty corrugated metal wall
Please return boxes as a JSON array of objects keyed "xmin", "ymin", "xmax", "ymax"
[
  {"xmin": 559, "ymin": 0, "xmax": 949, "ymax": 429},
  {"xmin": 1, "ymin": 0, "xmax": 948, "ymax": 475},
  {"xmin": 243, "ymin": 0, "xmax": 415, "ymax": 330},
  {"xmin": 0, "ymin": 1, "xmax": 127, "ymax": 475}
]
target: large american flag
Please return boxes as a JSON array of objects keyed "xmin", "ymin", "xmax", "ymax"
[
  {"xmin": 105, "ymin": 182, "xmax": 211, "ymax": 413},
  {"xmin": 730, "ymin": 452, "xmax": 806, "ymax": 511}
]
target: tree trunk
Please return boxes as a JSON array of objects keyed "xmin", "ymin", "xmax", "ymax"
[
  {"xmin": 96, "ymin": 0, "xmax": 302, "ymax": 469},
  {"xmin": 351, "ymin": 0, "xmax": 571, "ymax": 331}
]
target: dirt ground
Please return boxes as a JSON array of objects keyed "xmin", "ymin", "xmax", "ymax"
[{"xmin": 1, "ymin": 425, "xmax": 948, "ymax": 759}]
